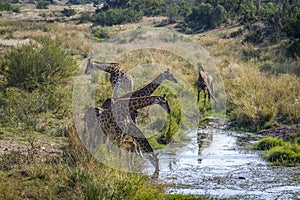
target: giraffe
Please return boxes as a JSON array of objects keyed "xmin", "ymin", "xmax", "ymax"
[
  {"xmin": 197, "ymin": 64, "xmax": 216, "ymax": 107},
  {"xmin": 101, "ymin": 69, "xmax": 177, "ymax": 156},
  {"xmin": 101, "ymin": 68, "xmax": 178, "ymax": 123},
  {"xmin": 84, "ymin": 95, "xmax": 171, "ymax": 176},
  {"xmin": 85, "ymin": 59, "xmax": 133, "ymax": 97}
]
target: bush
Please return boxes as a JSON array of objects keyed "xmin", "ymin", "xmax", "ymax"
[
  {"xmin": 79, "ymin": 11, "xmax": 91, "ymax": 23},
  {"xmin": 244, "ymin": 24, "xmax": 264, "ymax": 44},
  {"xmin": 253, "ymin": 137, "xmax": 300, "ymax": 166},
  {"xmin": 264, "ymin": 144, "xmax": 300, "ymax": 166},
  {"xmin": 0, "ymin": 2, "xmax": 13, "ymax": 11},
  {"xmin": 230, "ymin": 28, "xmax": 243, "ymax": 38},
  {"xmin": 184, "ymin": 3, "xmax": 227, "ymax": 32},
  {"xmin": 61, "ymin": 8, "xmax": 76, "ymax": 17},
  {"xmin": 253, "ymin": 137, "xmax": 285, "ymax": 151},
  {"xmin": 90, "ymin": 26, "xmax": 110, "ymax": 40},
  {"xmin": 286, "ymin": 39, "xmax": 300, "ymax": 58},
  {"xmin": 92, "ymin": 8, "xmax": 142, "ymax": 26},
  {"xmin": 36, "ymin": 1, "xmax": 49, "ymax": 9},
  {"xmin": 2, "ymin": 37, "xmax": 77, "ymax": 92}
]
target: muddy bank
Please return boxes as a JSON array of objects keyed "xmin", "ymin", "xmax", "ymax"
[{"xmin": 257, "ymin": 124, "xmax": 300, "ymax": 141}]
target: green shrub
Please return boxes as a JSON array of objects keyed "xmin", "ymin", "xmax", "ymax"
[
  {"xmin": 1, "ymin": 86, "xmax": 71, "ymax": 131},
  {"xmin": 184, "ymin": 3, "xmax": 227, "ymax": 32},
  {"xmin": 0, "ymin": 2, "xmax": 13, "ymax": 11},
  {"xmin": 80, "ymin": 11, "xmax": 91, "ymax": 23},
  {"xmin": 264, "ymin": 145, "xmax": 300, "ymax": 166},
  {"xmin": 36, "ymin": 1, "xmax": 49, "ymax": 9},
  {"xmin": 230, "ymin": 28, "xmax": 243, "ymax": 38},
  {"xmin": 61, "ymin": 8, "xmax": 76, "ymax": 17},
  {"xmin": 92, "ymin": 8, "xmax": 142, "ymax": 26},
  {"xmin": 90, "ymin": 26, "xmax": 110, "ymax": 40},
  {"xmin": 253, "ymin": 137, "xmax": 285, "ymax": 151},
  {"xmin": 254, "ymin": 137, "xmax": 300, "ymax": 166},
  {"xmin": 2, "ymin": 37, "xmax": 77, "ymax": 92},
  {"xmin": 244, "ymin": 25, "xmax": 264, "ymax": 44}
]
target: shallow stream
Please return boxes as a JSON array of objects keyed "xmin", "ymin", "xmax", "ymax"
[{"xmin": 144, "ymin": 128, "xmax": 300, "ymax": 199}]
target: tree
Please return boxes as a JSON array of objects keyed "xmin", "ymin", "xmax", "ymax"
[
  {"xmin": 184, "ymin": 3, "xmax": 226, "ymax": 32},
  {"xmin": 285, "ymin": 7, "xmax": 300, "ymax": 57},
  {"xmin": 211, "ymin": 4, "xmax": 227, "ymax": 27}
]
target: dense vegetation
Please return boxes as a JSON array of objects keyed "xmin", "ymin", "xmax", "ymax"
[{"xmin": 0, "ymin": 37, "xmax": 76, "ymax": 132}]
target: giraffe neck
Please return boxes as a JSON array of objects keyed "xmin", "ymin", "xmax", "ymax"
[
  {"xmin": 113, "ymin": 96, "xmax": 161, "ymax": 111},
  {"xmin": 91, "ymin": 61, "xmax": 120, "ymax": 74},
  {"xmin": 122, "ymin": 73, "xmax": 165, "ymax": 98}
]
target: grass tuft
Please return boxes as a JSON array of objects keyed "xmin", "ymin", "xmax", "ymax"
[
  {"xmin": 253, "ymin": 137, "xmax": 300, "ymax": 166},
  {"xmin": 253, "ymin": 137, "xmax": 285, "ymax": 151}
]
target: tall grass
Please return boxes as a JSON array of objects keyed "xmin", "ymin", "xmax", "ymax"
[
  {"xmin": 196, "ymin": 27, "xmax": 300, "ymax": 131},
  {"xmin": 0, "ymin": 126, "xmax": 170, "ymax": 200},
  {"xmin": 223, "ymin": 61, "xmax": 300, "ymax": 130}
]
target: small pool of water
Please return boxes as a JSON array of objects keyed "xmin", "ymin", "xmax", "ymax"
[{"xmin": 144, "ymin": 129, "xmax": 300, "ymax": 199}]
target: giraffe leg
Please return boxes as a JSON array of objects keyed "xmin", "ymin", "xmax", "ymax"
[
  {"xmin": 128, "ymin": 122, "xmax": 159, "ymax": 176},
  {"xmin": 130, "ymin": 110, "xmax": 139, "ymax": 124},
  {"xmin": 203, "ymin": 89, "xmax": 207, "ymax": 107},
  {"xmin": 197, "ymin": 88, "xmax": 201, "ymax": 106}
]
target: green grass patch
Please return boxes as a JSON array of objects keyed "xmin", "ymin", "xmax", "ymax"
[
  {"xmin": 253, "ymin": 137, "xmax": 285, "ymax": 151},
  {"xmin": 264, "ymin": 145, "xmax": 300, "ymax": 166}
]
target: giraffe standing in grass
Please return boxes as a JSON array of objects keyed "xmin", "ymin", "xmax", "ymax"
[
  {"xmin": 84, "ymin": 95, "xmax": 171, "ymax": 176},
  {"xmin": 197, "ymin": 64, "xmax": 216, "ymax": 107},
  {"xmin": 85, "ymin": 59, "xmax": 133, "ymax": 97}
]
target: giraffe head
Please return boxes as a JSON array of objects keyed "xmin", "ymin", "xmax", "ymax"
[
  {"xmin": 161, "ymin": 68, "xmax": 178, "ymax": 83},
  {"xmin": 197, "ymin": 63, "xmax": 204, "ymax": 72},
  {"xmin": 154, "ymin": 95, "xmax": 171, "ymax": 114}
]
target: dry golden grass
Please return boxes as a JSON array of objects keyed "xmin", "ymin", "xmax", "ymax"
[
  {"xmin": 193, "ymin": 25, "xmax": 300, "ymax": 129},
  {"xmin": 222, "ymin": 57, "xmax": 300, "ymax": 128}
]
